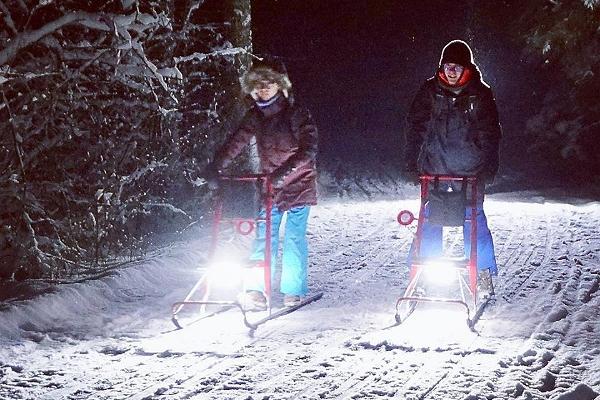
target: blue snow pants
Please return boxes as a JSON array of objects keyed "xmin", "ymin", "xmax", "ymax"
[
  {"xmin": 408, "ymin": 200, "xmax": 498, "ymax": 276},
  {"xmin": 246, "ymin": 205, "xmax": 310, "ymax": 295}
]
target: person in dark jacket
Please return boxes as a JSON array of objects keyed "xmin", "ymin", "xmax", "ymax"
[
  {"xmin": 207, "ymin": 58, "xmax": 318, "ymax": 310},
  {"xmin": 404, "ymin": 40, "xmax": 502, "ymax": 294}
]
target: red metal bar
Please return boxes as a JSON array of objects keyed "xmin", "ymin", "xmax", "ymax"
[
  {"xmin": 397, "ymin": 175, "xmax": 481, "ymax": 324},
  {"xmin": 219, "ymin": 173, "xmax": 273, "ymax": 311},
  {"xmin": 264, "ymin": 176, "xmax": 273, "ymax": 314},
  {"xmin": 410, "ymin": 177, "xmax": 428, "ymax": 279},
  {"xmin": 219, "ymin": 173, "xmax": 269, "ymax": 181},
  {"xmin": 469, "ymin": 180, "xmax": 478, "ymax": 304},
  {"xmin": 172, "ymin": 196, "xmax": 223, "ymax": 317},
  {"xmin": 171, "ymin": 174, "xmax": 271, "ymax": 323},
  {"xmin": 401, "ymin": 268, "xmax": 423, "ymax": 298},
  {"xmin": 396, "ymin": 296, "xmax": 471, "ymax": 317},
  {"xmin": 172, "ymin": 300, "xmax": 238, "ymax": 312},
  {"xmin": 220, "ymin": 172, "xmax": 272, "ymax": 303}
]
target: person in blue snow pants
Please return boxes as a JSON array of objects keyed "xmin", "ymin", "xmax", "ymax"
[
  {"xmin": 407, "ymin": 196, "xmax": 497, "ymax": 276},
  {"xmin": 206, "ymin": 57, "xmax": 318, "ymax": 310},
  {"xmin": 246, "ymin": 205, "xmax": 311, "ymax": 296},
  {"xmin": 404, "ymin": 40, "xmax": 502, "ymax": 286}
]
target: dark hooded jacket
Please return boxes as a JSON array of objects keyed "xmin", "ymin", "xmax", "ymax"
[
  {"xmin": 405, "ymin": 47, "xmax": 501, "ymax": 181},
  {"xmin": 214, "ymin": 95, "xmax": 318, "ymax": 210}
]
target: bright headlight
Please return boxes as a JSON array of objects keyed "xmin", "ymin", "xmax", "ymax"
[
  {"xmin": 206, "ymin": 254, "xmax": 244, "ymax": 287},
  {"xmin": 421, "ymin": 260, "xmax": 458, "ymax": 285}
]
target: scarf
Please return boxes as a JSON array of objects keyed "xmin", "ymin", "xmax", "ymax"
[{"xmin": 437, "ymin": 66, "xmax": 473, "ymax": 90}]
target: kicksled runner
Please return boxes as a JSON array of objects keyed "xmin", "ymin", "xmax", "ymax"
[
  {"xmin": 171, "ymin": 174, "xmax": 322, "ymax": 335},
  {"xmin": 395, "ymin": 175, "xmax": 495, "ymax": 330}
]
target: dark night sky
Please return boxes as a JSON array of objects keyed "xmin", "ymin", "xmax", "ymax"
[{"xmin": 251, "ymin": 0, "xmax": 539, "ymax": 175}]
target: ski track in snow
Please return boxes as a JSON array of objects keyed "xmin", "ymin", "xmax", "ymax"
[{"xmin": 1, "ymin": 194, "xmax": 600, "ymax": 400}]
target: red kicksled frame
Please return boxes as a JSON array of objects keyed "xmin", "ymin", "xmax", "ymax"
[
  {"xmin": 396, "ymin": 175, "xmax": 481, "ymax": 327},
  {"xmin": 171, "ymin": 174, "xmax": 274, "ymax": 330},
  {"xmin": 171, "ymin": 174, "xmax": 323, "ymax": 333}
]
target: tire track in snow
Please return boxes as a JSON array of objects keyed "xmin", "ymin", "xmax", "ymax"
[
  {"xmin": 490, "ymin": 208, "xmax": 600, "ymax": 399},
  {"xmin": 285, "ymin": 345, "xmax": 419, "ymax": 400},
  {"xmin": 120, "ymin": 330, "xmax": 278, "ymax": 399},
  {"xmin": 27, "ymin": 320, "xmax": 281, "ymax": 399},
  {"xmin": 497, "ymin": 214, "xmax": 557, "ymax": 303},
  {"xmin": 277, "ymin": 203, "xmax": 535, "ymax": 399},
  {"xmin": 317, "ymin": 206, "xmax": 583, "ymax": 400},
  {"xmin": 205, "ymin": 211, "xmax": 413, "ymax": 399},
  {"xmin": 107, "ymin": 205, "xmax": 398, "ymax": 398},
  {"xmin": 312, "ymin": 203, "xmax": 413, "ymax": 310}
]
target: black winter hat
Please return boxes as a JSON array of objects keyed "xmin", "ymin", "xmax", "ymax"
[{"xmin": 439, "ymin": 40, "xmax": 474, "ymax": 67}]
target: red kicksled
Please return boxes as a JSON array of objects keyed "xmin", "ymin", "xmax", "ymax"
[
  {"xmin": 171, "ymin": 174, "xmax": 322, "ymax": 334},
  {"xmin": 396, "ymin": 175, "xmax": 492, "ymax": 329}
]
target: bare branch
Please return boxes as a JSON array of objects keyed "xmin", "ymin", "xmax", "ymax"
[
  {"xmin": 0, "ymin": 11, "xmax": 111, "ymax": 66},
  {"xmin": 22, "ymin": 211, "xmax": 46, "ymax": 268},
  {"xmin": 173, "ymin": 46, "xmax": 250, "ymax": 64},
  {"xmin": 15, "ymin": 0, "xmax": 28, "ymax": 13},
  {"xmin": 143, "ymin": 202, "xmax": 191, "ymax": 218},
  {"xmin": 1, "ymin": 8, "xmax": 170, "ymax": 65},
  {"xmin": 0, "ymin": 1, "xmax": 19, "ymax": 35},
  {"xmin": 116, "ymin": 160, "xmax": 168, "ymax": 203},
  {"xmin": 55, "ymin": 48, "xmax": 110, "ymax": 90},
  {"xmin": 1, "ymin": 90, "xmax": 26, "ymax": 186},
  {"xmin": 185, "ymin": 0, "xmax": 205, "ymax": 25},
  {"xmin": 0, "ymin": 70, "xmax": 60, "ymax": 84},
  {"xmin": 20, "ymin": 128, "xmax": 64, "ymax": 171},
  {"xmin": 132, "ymin": 41, "xmax": 178, "ymax": 102},
  {"xmin": 24, "ymin": 1, "xmax": 49, "ymax": 30}
]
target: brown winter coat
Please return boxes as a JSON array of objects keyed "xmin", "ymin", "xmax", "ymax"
[{"xmin": 215, "ymin": 95, "xmax": 318, "ymax": 210}]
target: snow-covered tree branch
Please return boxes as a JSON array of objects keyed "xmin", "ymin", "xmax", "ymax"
[{"xmin": 0, "ymin": 0, "xmax": 251, "ymax": 280}]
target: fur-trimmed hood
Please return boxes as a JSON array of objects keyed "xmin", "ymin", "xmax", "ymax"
[{"xmin": 241, "ymin": 58, "xmax": 292, "ymax": 99}]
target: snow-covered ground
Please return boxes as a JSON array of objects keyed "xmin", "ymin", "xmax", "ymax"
[{"xmin": 1, "ymin": 189, "xmax": 600, "ymax": 400}]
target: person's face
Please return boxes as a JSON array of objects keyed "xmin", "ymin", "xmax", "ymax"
[
  {"xmin": 443, "ymin": 63, "xmax": 464, "ymax": 85},
  {"xmin": 254, "ymin": 80, "xmax": 280, "ymax": 101}
]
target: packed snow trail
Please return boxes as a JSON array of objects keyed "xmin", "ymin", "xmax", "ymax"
[{"xmin": 1, "ymin": 194, "xmax": 599, "ymax": 400}]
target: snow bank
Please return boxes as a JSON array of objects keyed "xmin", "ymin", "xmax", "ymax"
[{"xmin": 0, "ymin": 241, "xmax": 206, "ymax": 342}]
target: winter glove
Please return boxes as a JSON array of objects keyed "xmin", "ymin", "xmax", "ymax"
[
  {"xmin": 270, "ymin": 171, "xmax": 285, "ymax": 189},
  {"xmin": 270, "ymin": 165, "xmax": 291, "ymax": 189}
]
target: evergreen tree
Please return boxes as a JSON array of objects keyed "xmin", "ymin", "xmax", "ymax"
[{"xmin": 486, "ymin": 0, "xmax": 600, "ymax": 182}]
